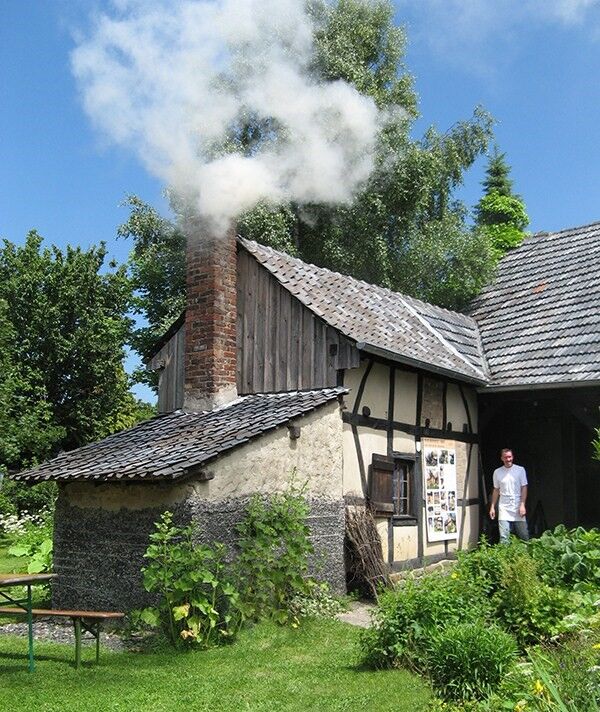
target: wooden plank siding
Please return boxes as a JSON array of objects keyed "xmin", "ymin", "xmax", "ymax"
[
  {"xmin": 148, "ymin": 327, "xmax": 185, "ymax": 413},
  {"xmin": 151, "ymin": 248, "xmax": 361, "ymax": 412},
  {"xmin": 237, "ymin": 249, "xmax": 360, "ymax": 394}
]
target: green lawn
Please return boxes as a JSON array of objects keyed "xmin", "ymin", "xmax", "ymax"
[
  {"xmin": 0, "ymin": 536, "xmax": 430, "ymax": 710},
  {"xmin": 0, "ymin": 619, "xmax": 431, "ymax": 711}
]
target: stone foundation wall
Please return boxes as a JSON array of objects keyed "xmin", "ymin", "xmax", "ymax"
[{"xmin": 52, "ymin": 490, "xmax": 345, "ymax": 611}]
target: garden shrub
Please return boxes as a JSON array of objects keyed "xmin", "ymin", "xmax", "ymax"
[
  {"xmin": 529, "ymin": 525, "xmax": 600, "ymax": 592},
  {"xmin": 455, "ymin": 535, "xmax": 527, "ymax": 597},
  {"xmin": 492, "ymin": 553, "xmax": 571, "ymax": 647},
  {"xmin": 235, "ymin": 489, "xmax": 314, "ymax": 624},
  {"xmin": 425, "ymin": 622, "xmax": 517, "ymax": 702},
  {"xmin": 288, "ymin": 581, "xmax": 345, "ymax": 620},
  {"xmin": 360, "ymin": 571, "xmax": 492, "ymax": 670},
  {"xmin": 137, "ymin": 511, "xmax": 243, "ymax": 648},
  {"xmin": 487, "ymin": 641, "xmax": 600, "ymax": 712},
  {"xmin": 0, "ymin": 479, "xmax": 57, "ymax": 517}
]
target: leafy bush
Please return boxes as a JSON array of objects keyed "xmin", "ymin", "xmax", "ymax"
[
  {"xmin": 492, "ymin": 553, "xmax": 571, "ymax": 647},
  {"xmin": 360, "ymin": 571, "xmax": 492, "ymax": 670},
  {"xmin": 137, "ymin": 511, "xmax": 243, "ymax": 648},
  {"xmin": 426, "ymin": 622, "xmax": 517, "ymax": 702},
  {"xmin": 529, "ymin": 525, "xmax": 600, "ymax": 591},
  {"xmin": 457, "ymin": 538, "xmax": 571, "ymax": 648},
  {"xmin": 6, "ymin": 508, "xmax": 53, "ymax": 573},
  {"xmin": 288, "ymin": 581, "xmax": 345, "ymax": 620},
  {"xmin": 455, "ymin": 535, "xmax": 527, "ymax": 597},
  {"xmin": 235, "ymin": 489, "xmax": 314, "ymax": 624},
  {"xmin": 487, "ymin": 640, "xmax": 600, "ymax": 712}
]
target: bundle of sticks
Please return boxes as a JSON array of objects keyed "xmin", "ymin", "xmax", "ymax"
[{"xmin": 345, "ymin": 505, "xmax": 391, "ymax": 600}]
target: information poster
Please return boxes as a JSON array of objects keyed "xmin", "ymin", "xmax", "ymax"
[{"xmin": 423, "ymin": 445, "xmax": 458, "ymax": 542}]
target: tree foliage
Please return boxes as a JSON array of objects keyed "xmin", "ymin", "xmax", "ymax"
[
  {"xmin": 475, "ymin": 147, "xmax": 529, "ymax": 260},
  {"xmin": 118, "ymin": 196, "xmax": 186, "ymax": 366},
  {"xmin": 0, "ymin": 231, "xmax": 146, "ymax": 474}
]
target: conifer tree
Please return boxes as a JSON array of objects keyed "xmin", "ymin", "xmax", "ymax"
[{"xmin": 476, "ymin": 147, "xmax": 528, "ymax": 260}]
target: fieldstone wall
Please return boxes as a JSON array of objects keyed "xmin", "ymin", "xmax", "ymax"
[
  {"xmin": 52, "ymin": 490, "xmax": 345, "ymax": 611},
  {"xmin": 52, "ymin": 494, "xmax": 192, "ymax": 611}
]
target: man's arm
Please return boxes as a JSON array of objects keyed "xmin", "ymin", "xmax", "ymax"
[
  {"xmin": 519, "ymin": 485, "xmax": 527, "ymax": 518},
  {"xmin": 489, "ymin": 487, "xmax": 500, "ymax": 520}
]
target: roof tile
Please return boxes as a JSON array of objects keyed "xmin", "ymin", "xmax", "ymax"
[{"xmin": 14, "ymin": 388, "xmax": 346, "ymax": 483}]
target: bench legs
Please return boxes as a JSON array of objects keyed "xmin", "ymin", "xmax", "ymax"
[
  {"xmin": 71, "ymin": 618, "xmax": 103, "ymax": 669},
  {"xmin": 27, "ymin": 585, "xmax": 34, "ymax": 673}
]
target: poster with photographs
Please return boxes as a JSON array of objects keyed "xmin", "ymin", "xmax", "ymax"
[{"xmin": 423, "ymin": 444, "xmax": 458, "ymax": 542}]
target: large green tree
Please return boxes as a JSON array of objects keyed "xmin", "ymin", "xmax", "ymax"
[
  {"xmin": 123, "ymin": 0, "xmax": 499, "ymax": 368},
  {"xmin": 0, "ymin": 231, "xmax": 144, "ymax": 474},
  {"xmin": 475, "ymin": 147, "xmax": 529, "ymax": 260},
  {"xmin": 238, "ymin": 0, "xmax": 497, "ymax": 306}
]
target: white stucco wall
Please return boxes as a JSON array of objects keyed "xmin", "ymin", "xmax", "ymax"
[
  {"xmin": 342, "ymin": 423, "xmax": 387, "ymax": 496},
  {"xmin": 198, "ymin": 402, "xmax": 343, "ymax": 501},
  {"xmin": 343, "ymin": 359, "xmax": 481, "ymax": 563}
]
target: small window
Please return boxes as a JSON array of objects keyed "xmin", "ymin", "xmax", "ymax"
[{"xmin": 369, "ymin": 454, "xmax": 414, "ymax": 518}]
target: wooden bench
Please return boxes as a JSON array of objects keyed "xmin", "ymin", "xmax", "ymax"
[{"xmin": 0, "ymin": 608, "xmax": 125, "ymax": 668}]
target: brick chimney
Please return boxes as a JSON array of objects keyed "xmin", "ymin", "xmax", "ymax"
[{"xmin": 182, "ymin": 221, "xmax": 238, "ymax": 412}]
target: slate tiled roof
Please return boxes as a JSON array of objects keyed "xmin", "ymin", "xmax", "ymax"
[
  {"xmin": 470, "ymin": 221, "xmax": 600, "ymax": 387},
  {"xmin": 13, "ymin": 388, "xmax": 346, "ymax": 483},
  {"xmin": 240, "ymin": 238, "xmax": 488, "ymax": 384}
]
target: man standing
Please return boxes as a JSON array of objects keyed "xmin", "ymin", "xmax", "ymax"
[{"xmin": 489, "ymin": 448, "xmax": 529, "ymax": 542}]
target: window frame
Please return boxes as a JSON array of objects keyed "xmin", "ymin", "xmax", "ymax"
[{"xmin": 369, "ymin": 453, "xmax": 417, "ymax": 522}]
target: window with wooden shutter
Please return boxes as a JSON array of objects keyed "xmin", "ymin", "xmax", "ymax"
[
  {"xmin": 369, "ymin": 455, "xmax": 395, "ymax": 515},
  {"xmin": 369, "ymin": 454, "xmax": 414, "ymax": 519}
]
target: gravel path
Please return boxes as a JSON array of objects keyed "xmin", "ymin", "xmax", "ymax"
[
  {"xmin": 0, "ymin": 619, "xmax": 133, "ymax": 652},
  {"xmin": 336, "ymin": 600, "xmax": 375, "ymax": 628}
]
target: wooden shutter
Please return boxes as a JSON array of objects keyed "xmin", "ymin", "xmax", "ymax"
[{"xmin": 369, "ymin": 455, "xmax": 395, "ymax": 516}]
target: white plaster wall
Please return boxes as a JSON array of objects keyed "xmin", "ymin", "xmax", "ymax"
[
  {"xmin": 343, "ymin": 361, "xmax": 389, "ymax": 419},
  {"xmin": 394, "ymin": 370, "xmax": 418, "ymax": 424},
  {"xmin": 343, "ymin": 364, "xmax": 363, "ymax": 411},
  {"xmin": 376, "ymin": 519, "xmax": 389, "ymax": 562},
  {"xmin": 63, "ymin": 480, "xmax": 193, "ymax": 511},
  {"xmin": 393, "ymin": 525, "xmax": 418, "ymax": 560},
  {"xmin": 446, "ymin": 384, "xmax": 478, "ymax": 434},
  {"xmin": 345, "ymin": 362, "xmax": 418, "ymax": 425},
  {"xmin": 393, "ymin": 432, "xmax": 415, "ymax": 454},
  {"xmin": 342, "ymin": 424, "xmax": 388, "ymax": 497},
  {"xmin": 199, "ymin": 402, "xmax": 343, "ymax": 501},
  {"xmin": 64, "ymin": 401, "xmax": 344, "ymax": 510}
]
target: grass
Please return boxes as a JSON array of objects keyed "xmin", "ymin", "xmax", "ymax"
[
  {"xmin": 0, "ymin": 618, "xmax": 431, "ymax": 711},
  {"xmin": 0, "ymin": 533, "xmax": 430, "ymax": 710}
]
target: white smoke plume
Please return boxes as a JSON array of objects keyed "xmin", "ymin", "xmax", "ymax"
[{"xmin": 72, "ymin": 0, "xmax": 380, "ymax": 234}]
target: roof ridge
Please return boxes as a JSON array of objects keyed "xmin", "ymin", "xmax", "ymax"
[{"xmin": 399, "ymin": 295, "xmax": 487, "ymax": 379}]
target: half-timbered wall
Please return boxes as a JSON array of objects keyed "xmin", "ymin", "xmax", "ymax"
[
  {"xmin": 342, "ymin": 358, "xmax": 481, "ymax": 568},
  {"xmin": 236, "ymin": 248, "xmax": 360, "ymax": 394}
]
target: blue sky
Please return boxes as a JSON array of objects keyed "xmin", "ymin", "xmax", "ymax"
[{"xmin": 2, "ymin": 0, "xmax": 600, "ymax": 398}]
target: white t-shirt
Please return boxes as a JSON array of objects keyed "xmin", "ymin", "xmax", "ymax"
[{"xmin": 493, "ymin": 465, "xmax": 528, "ymax": 522}]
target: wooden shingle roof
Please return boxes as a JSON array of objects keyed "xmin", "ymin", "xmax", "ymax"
[
  {"xmin": 470, "ymin": 221, "xmax": 600, "ymax": 388},
  {"xmin": 240, "ymin": 238, "xmax": 489, "ymax": 385},
  {"xmin": 14, "ymin": 388, "xmax": 346, "ymax": 483}
]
